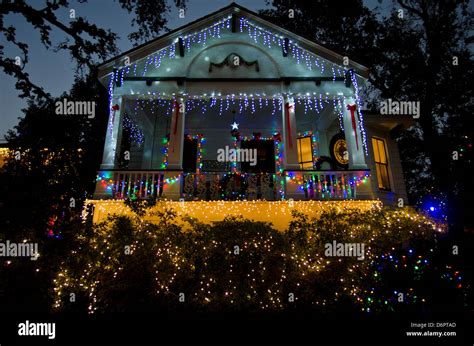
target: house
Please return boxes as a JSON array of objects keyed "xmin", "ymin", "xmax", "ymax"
[{"xmin": 92, "ymin": 3, "xmax": 411, "ymax": 208}]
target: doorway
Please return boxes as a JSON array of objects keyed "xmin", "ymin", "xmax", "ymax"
[
  {"xmin": 240, "ymin": 139, "xmax": 275, "ymax": 173},
  {"xmin": 183, "ymin": 137, "xmax": 197, "ymax": 172}
]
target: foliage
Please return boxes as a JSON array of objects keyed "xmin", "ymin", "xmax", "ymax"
[
  {"xmin": 261, "ymin": 0, "xmax": 473, "ymax": 233},
  {"xmin": 52, "ymin": 206, "xmax": 463, "ymax": 315},
  {"xmin": 0, "ymin": 73, "xmax": 109, "ymax": 238},
  {"xmin": 118, "ymin": 0, "xmax": 187, "ymax": 45},
  {"xmin": 0, "ymin": 0, "xmax": 118, "ymax": 101}
]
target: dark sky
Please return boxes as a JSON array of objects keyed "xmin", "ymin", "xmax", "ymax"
[
  {"xmin": 0, "ymin": 0, "xmax": 275, "ymax": 138},
  {"xmin": 0, "ymin": 0, "xmax": 387, "ymax": 139}
]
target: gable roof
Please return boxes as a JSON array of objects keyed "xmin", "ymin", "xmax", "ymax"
[{"xmin": 98, "ymin": 2, "xmax": 368, "ymax": 79}]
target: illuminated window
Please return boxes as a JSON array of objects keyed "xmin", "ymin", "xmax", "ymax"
[
  {"xmin": 372, "ymin": 137, "xmax": 391, "ymax": 191},
  {"xmin": 297, "ymin": 136, "xmax": 313, "ymax": 170}
]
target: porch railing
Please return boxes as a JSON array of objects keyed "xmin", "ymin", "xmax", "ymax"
[
  {"xmin": 101, "ymin": 169, "xmax": 369, "ymax": 201},
  {"xmin": 182, "ymin": 172, "xmax": 280, "ymax": 201},
  {"xmin": 110, "ymin": 170, "xmax": 166, "ymax": 199},
  {"xmin": 289, "ymin": 170, "xmax": 369, "ymax": 200}
]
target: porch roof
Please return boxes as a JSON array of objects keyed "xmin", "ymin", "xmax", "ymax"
[{"xmin": 97, "ymin": 2, "xmax": 369, "ymax": 81}]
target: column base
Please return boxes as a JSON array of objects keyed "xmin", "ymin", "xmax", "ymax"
[
  {"xmin": 100, "ymin": 163, "xmax": 115, "ymax": 170},
  {"xmin": 93, "ymin": 179, "xmax": 114, "ymax": 199},
  {"xmin": 161, "ymin": 171, "xmax": 183, "ymax": 200}
]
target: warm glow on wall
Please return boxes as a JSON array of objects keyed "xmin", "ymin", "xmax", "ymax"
[{"xmin": 84, "ymin": 199, "xmax": 382, "ymax": 231}]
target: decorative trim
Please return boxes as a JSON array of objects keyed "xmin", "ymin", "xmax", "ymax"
[{"xmin": 209, "ymin": 53, "xmax": 259, "ymax": 72}]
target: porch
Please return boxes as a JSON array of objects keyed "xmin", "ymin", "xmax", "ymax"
[
  {"xmin": 94, "ymin": 168, "xmax": 371, "ymax": 201},
  {"xmin": 94, "ymin": 8, "xmax": 375, "ymax": 202}
]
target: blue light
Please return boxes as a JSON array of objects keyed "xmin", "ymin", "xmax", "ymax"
[{"xmin": 429, "ymin": 206, "xmax": 435, "ymax": 211}]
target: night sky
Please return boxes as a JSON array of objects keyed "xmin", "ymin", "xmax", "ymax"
[
  {"xmin": 0, "ymin": 0, "xmax": 274, "ymax": 138},
  {"xmin": 0, "ymin": 0, "xmax": 387, "ymax": 138}
]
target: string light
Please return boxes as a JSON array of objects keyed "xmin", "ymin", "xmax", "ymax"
[
  {"xmin": 122, "ymin": 114, "xmax": 144, "ymax": 145},
  {"xmin": 62, "ymin": 204, "xmax": 455, "ymax": 314},
  {"xmin": 83, "ymin": 199, "xmax": 381, "ymax": 229},
  {"xmin": 298, "ymin": 131, "xmax": 319, "ymax": 167},
  {"xmin": 349, "ymin": 70, "xmax": 368, "ymax": 155},
  {"xmin": 161, "ymin": 136, "xmax": 169, "ymax": 169}
]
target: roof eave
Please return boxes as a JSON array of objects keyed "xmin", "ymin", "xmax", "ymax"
[{"xmin": 97, "ymin": 3, "xmax": 369, "ymax": 82}]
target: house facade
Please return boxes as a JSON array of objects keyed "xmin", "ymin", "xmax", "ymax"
[{"xmin": 93, "ymin": 3, "xmax": 410, "ymax": 207}]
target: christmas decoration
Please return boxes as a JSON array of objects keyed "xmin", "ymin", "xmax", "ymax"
[
  {"xmin": 161, "ymin": 135, "xmax": 170, "ymax": 169},
  {"xmin": 62, "ymin": 204, "xmax": 458, "ymax": 315},
  {"xmin": 346, "ymin": 104, "xmax": 359, "ymax": 151},
  {"xmin": 122, "ymin": 114, "xmax": 144, "ymax": 145},
  {"xmin": 110, "ymin": 15, "xmax": 347, "ymax": 85},
  {"xmin": 111, "ymin": 104, "xmax": 120, "ymax": 128},
  {"xmin": 298, "ymin": 131, "xmax": 319, "ymax": 167},
  {"xmin": 230, "ymin": 129, "xmax": 241, "ymax": 141},
  {"xmin": 186, "ymin": 134, "xmax": 205, "ymax": 174}
]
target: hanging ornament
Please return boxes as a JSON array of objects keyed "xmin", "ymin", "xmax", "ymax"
[
  {"xmin": 346, "ymin": 104, "xmax": 359, "ymax": 151},
  {"xmin": 253, "ymin": 132, "xmax": 262, "ymax": 140},
  {"xmin": 110, "ymin": 104, "xmax": 120, "ymax": 134}
]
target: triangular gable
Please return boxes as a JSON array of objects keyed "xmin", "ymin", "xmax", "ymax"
[{"xmin": 97, "ymin": 3, "xmax": 368, "ymax": 83}]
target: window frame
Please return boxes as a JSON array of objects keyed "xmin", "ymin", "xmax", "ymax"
[
  {"xmin": 297, "ymin": 136, "xmax": 314, "ymax": 170},
  {"xmin": 371, "ymin": 136, "xmax": 391, "ymax": 191}
]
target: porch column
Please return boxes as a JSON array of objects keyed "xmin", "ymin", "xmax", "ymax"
[
  {"xmin": 342, "ymin": 97, "xmax": 367, "ymax": 169},
  {"xmin": 100, "ymin": 95, "xmax": 123, "ymax": 169},
  {"xmin": 282, "ymin": 95, "xmax": 299, "ymax": 170},
  {"xmin": 162, "ymin": 96, "xmax": 185, "ymax": 201},
  {"xmin": 167, "ymin": 96, "xmax": 186, "ymax": 170}
]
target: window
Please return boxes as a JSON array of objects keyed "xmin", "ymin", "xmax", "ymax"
[
  {"xmin": 372, "ymin": 137, "xmax": 391, "ymax": 191},
  {"xmin": 297, "ymin": 136, "xmax": 313, "ymax": 170}
]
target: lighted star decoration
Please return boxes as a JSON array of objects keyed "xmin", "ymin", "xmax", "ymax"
[{"xmin": 231, "ymin": 122, "xmax": 239, "ymax": 130}]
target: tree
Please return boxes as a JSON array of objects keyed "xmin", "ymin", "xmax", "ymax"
[
  {"xmin": 261, "ymin": 0, "xmax": 474, "ymax": 236},
  {"xmin": 0, "ymin": 0, "xmax": 118, "ymax": 101},
  {"xmin": 118, "ymin": 0, "xmax": 187, "ymax": 45},
  {"xmin": 260, "ymin": 0, "xmax": 379, "ymax": 64},
  {"xmin": 371, "ymin": 0, "xmax": 473, "ymax": 237},
  {"xmin": 0, "ymin": 0, "xmax": 190, "ymax": 235},
  {"xmin": 0, "ymin": 73, "xmax": 108, "ymax": 236}
]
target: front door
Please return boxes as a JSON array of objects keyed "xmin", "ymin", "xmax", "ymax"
[
  {"xmin": 183, "ymin": 137, "xmax": 197, "ymax": 173},
  {"xmin": 240, "ymin": 139, "xmax": 275, "ymax": 173}
]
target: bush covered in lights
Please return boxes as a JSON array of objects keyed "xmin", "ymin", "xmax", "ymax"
[{"xmin": 53, "ymin": 206, "xmax": 462, "ymax": 314}]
